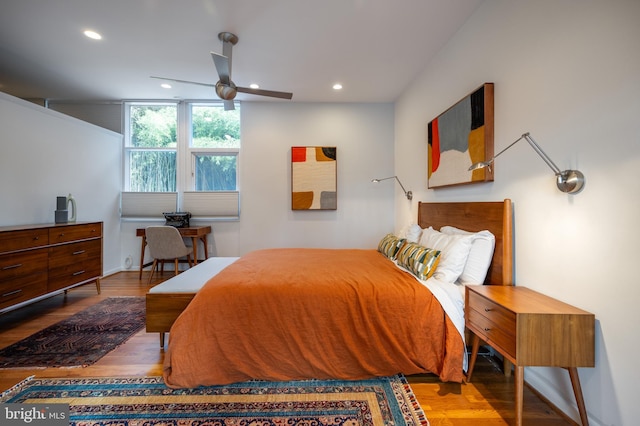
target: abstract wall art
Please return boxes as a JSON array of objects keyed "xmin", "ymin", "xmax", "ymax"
[
  {"xmin": 291, "ymin": 146, "xmax": 337, "ymax": 210},
  {"xmin": 427, "ymin": 83, "xmax": 494, "ymax": 188}
]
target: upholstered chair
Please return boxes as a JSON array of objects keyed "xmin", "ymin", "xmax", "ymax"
[{"xmin": 145, "ymin": 226, "xmax": 193, "ymax": 284}]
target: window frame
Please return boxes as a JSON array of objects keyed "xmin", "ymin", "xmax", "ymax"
[{"xmin": 122, "ymin": 100, "xmax": 241, "ymax": 219}]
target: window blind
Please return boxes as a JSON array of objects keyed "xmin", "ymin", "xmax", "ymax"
[
  {"xmin": 120, "ymin": 192, "xmax": 177, "ymax": 217},
  {"xmin": 182, "ymin": 191, "xmax": 240, "ymax": 218}
]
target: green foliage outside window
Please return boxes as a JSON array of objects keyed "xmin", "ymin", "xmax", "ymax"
[
  {"xmin": 131, "ymin": 105, "xmax": 177, "ymax": 148},
  {"xmin": 126, "ymin": 103, "xmax": 239, "ymax": 193},
  {"xmin": 191, "ymin": 105, "xmax": 240, "ymax": 148}
]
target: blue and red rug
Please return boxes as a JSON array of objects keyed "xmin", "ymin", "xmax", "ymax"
[{"xmin": 0, "ymin": 374, "xmax": 429, "ymax": 425}]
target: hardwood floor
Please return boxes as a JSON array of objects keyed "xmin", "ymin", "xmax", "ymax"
[{"xmin": 0, "ymin": 271, "xmax": 575, "ymax": 425}]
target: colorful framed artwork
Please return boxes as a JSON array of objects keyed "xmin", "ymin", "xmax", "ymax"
[
  {"xmin": 427, "ymin": 83, "xmax": 494, "ymax": 188},
  {"xmin": 291, "ymin": 146, "xmax": 337, "ymax": 210}
]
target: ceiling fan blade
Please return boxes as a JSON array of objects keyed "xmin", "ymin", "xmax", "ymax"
[
  {"xmin": 237, "ymin": 86, "xmax": 293, "ymax": 100},
  {"xmin": 150, "ymin": 76, "xmax": 216, "ymax": 88},
  {"xmin": 211, "ymin": 52, "xmax": 230, "ymax": 85}
]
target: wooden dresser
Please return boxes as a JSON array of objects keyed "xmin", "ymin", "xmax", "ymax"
[
  {"xmin": 465, "ymin": 285, "xmax": 595, "ymax": 426},
  {"xmin": 0, "ymin": 222, "xmax": 102, "ymax": 313}
]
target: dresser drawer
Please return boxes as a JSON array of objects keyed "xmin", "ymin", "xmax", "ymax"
[
  {"xmin": 0, "ymin": 228, "xmax": 49, "ymax": 254},
  {"xmin": 48, "ymin": 240, "xmax": 102, "ymax": 291},
  {"xmin": 49, "ymin": 223, "xmax": 102, "ymax": 244},
  {"xmin": 0, "ymin": 249, "xmax": 48, "ymax": 281},
  {"xmin": 0, "ymin": 279, "xmax": 48, "ymax": 310},
  {"xmin": 0, "ymin": 250, "xmax": 48, "ymax": 309}
]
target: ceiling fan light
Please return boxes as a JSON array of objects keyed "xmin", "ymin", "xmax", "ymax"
[
  {"xmin": 83, "ymin": 30, "xmax": 102, "ymax": 40},
  {"xmin": 216, "ymin": 81, "xmax": 237, "ymax": 100}
]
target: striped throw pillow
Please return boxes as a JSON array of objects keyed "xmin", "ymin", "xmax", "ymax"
[
  {"xmin": 377, "ymin": 234, "xmax": 406, "ymax": 260},
  {"xmin": 396, "ymin": 242, "xmax": 441, "ymax": 280}
]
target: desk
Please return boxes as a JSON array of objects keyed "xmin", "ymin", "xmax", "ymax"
[
  {"xmin": 465, "ymin": 285, "xmax": 595, "ymax": 426},
  {"xmin": 136, "ymin": 226, "xmax": 212, "ymax": 280}
]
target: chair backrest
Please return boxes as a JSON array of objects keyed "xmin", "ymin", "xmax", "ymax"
[{"xmin": 145, "ymin": 226, "xmax": 190, "ymax": 260}]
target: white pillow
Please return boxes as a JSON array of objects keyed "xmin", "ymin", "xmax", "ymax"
[
  {"xmin": 401, "ymin": 223, "xmax": 423, "ymax": 243},
  {"xmin": 440, "ymin": 226, "xmax": 495, "ymax": 285},
  {"xmin": 419, "ymin": 227, "xmax": 474, "ymax": 283}
]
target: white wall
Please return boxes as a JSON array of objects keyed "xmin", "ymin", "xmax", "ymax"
[
  {"xmin": 0, "ymin": 92, "xmax": 123, "ymax": 277},
  {"xmin": 394, "ymin": 1, "xmax": 640, "ymax": 424},
  {"xmin": 120, "ymin": 102, "xmax": 397, "ymax": 268}
]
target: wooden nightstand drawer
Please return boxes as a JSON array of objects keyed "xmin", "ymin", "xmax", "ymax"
[
  {"xmin": 468, "ymin": 307, "xmax": 516, "ymax": 358},
  {"xmin": 467, "ymin": 290, "xmax": 516, "ymax": 333}
]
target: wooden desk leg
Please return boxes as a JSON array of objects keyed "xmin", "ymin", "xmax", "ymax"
[
  {"xmin": 202, "ymin": 235, "xmax": 209, "ymax": 259},
  {"xmin": 139, "ymin": 236, "xmax": 146, "ymax": 280},
  {"xmin": 567, "ymin": 367, "xmax": 589, "ymax": 426},
  {"xmin": 466, "ymin": 333, "xmax": 481, "ymax": 382},
  {"xmin": 191, "ymin": 237, "xmax": 198, "ymax": 264},
  {"xmin": 514, "ymin": 365, "xmax": 524, "ymax": 426}
]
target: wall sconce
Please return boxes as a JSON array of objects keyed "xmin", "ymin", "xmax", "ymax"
[
  {"xmin": 371, "ymin": 176, "xmax": 413, "ymax": 200},
  {"xmin": 468, "ymin": 132, "xmax": 585, "ymax": 194}
]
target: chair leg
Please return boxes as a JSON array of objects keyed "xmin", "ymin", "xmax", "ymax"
[
  {"xmin": 174, "ymin": 258, "xmax": 179, "ymax": 276},
  {"xmin": 148, "ymin": 259, "xmax": 158, "ymax": 285}
]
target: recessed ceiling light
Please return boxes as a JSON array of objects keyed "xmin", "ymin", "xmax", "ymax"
[
  {"xmin": 83, "ymin": 30, "xmax": 102, "ymax": 40},
  {"xmin": 332, "ymin": 83, "xmax": 343, "ymax": 90},
  {"xmin": 160, "ymin": 83, "xmax": 172, "ymax": 89},
  {"xmin": 249, "ymin": 83, "xmax": 260, "ymax": 89}
]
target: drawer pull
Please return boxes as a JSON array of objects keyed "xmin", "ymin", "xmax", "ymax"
[
  {"xmin": 33, "ymin": 236, "xmax": 39, "ymax": 241},
  {"xmin": 2, "ymin": 289, "xmax": 22, "ymax": 298},
  {"xmin": 484, "ymin": 327, "xmax": 491, "ymax": 332},
  {"xmin": 2, "ymin": 263, "xmax": 22, "ymax": 270},
  {"xmin": 73, "ymin": 250, "xmax": 86, "ymax": 255},
  {"xmin": 484, "ymin": 308, "xmax": 492, "ymax": 312},
  {"xmin": 72, "ymin": 270, "xmax": 86, "ymax": 276}
]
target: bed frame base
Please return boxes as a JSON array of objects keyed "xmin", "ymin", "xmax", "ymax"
[{"xmin": 146, "ymin": 293, "xmax": 195, "ymax": 347}]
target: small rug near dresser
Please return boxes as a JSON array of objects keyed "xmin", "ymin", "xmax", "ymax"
[
  {"xmin": 0, "ymin": 374, "xmax": 429, "ymax": 426},
  {"xmin": 0, "ymin": 297, "xmax": 145, "ymax": 368}
]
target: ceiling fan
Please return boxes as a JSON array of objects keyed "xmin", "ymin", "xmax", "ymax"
[{"xmin": 151, "ymin": 32, "xmax": 293, "ymax": 110}]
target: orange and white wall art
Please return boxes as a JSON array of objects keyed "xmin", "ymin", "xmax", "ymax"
[{"xmin": 291, "ymin": 146, "xmax": 337, "ymax": 210}]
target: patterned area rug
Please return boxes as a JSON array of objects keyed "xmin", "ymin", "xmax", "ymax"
[
  {"xmin": 0, "ymin": 375, "xmax": 429, "ymax": 425},
  {"xmin": 0, "ymin": 297, "xmax": 145, "ymax": 368}
]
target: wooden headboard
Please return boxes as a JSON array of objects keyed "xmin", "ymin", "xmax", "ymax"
[{"xmin": 417, "ymin": 199, "xmax": 513, "ymax": 286}]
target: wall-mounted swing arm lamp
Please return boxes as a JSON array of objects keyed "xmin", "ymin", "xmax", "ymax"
[
  {"xmin": 468, "ymin": 132, "xmax": 585, "ymax": 194},
  {"xmin": 371, "ymin": 176, "xmax": 413, "ymax": 200}
]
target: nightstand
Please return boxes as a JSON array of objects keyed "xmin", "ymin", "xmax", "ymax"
[{"xmin": 465, "ymin": 285, "xmax": 595, "ymax": 426}]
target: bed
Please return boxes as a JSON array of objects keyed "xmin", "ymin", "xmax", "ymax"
[{"xmin": 156, "ymin": 199, "xmax": 513, "ymax": 388}]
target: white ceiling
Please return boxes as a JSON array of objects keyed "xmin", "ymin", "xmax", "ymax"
[{"xmin": 0, "ymin": 0, "xmax": 483, "ymax": 103}]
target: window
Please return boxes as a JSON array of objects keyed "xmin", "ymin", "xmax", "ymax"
[
  {"xmin": 189, "ymin": 104, "xmax": 240, "ymax": 191},
  {"xmin": 122, "ymin": 101, "xmax": 241, "ymax": 218},
  {"xmin": 126, "ymin": 103, "xmax": 177, "ymax": 192}
]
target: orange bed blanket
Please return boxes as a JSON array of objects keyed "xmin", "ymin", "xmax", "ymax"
[{"xmin": 163, "ymin": 248, "xmax": 465, "ymax": 388}]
